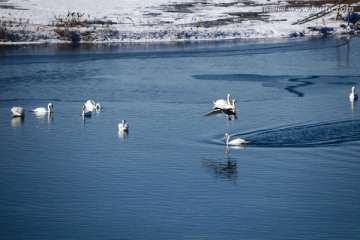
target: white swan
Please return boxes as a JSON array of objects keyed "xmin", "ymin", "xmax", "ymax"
[
  {"xmin": 82, "ymin": 105, "xmax": 92, "ymax": 118},
  {"xmin": 204, "ymin": 99, "xmax": 238, "ymax": 120},
  {"xmin": 85, "ymin": 100, "xmax": 101, "ymax": 111},
  {"xmin": 33, "ymin": 103, "xmax": 53, "ymax": 113},
  {"xmin": 225, "ymin": 133, "xmax": 248, "ymax": 146},
  {"xmin": 213, "ymin": 93, "xmax": 231, "ymax": 110},
  {"xmin": 349, "ymin": 86, "xmax": 358, "ymax": 102},
  {"xmin": 118, "ymin": 119, "xmax": 129, "ymax": 131},
  {"xmin": 11, "ymin": 106, "xmax": 25, "ymax": 117}
]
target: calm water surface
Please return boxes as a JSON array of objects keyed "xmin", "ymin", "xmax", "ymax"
[{"xmin": 0, "ymin": 38, "xmax": 360, "ymax": 239}]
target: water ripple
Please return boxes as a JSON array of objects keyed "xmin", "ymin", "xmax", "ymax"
[{"xmin": 239, "ymin": 120, "xmax": 360, "ymax": 147}]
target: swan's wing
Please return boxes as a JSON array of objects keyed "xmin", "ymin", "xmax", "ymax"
[
  {"xmin": 11, "ymin": 107, "xmax": 24, "ymax": 116},
  {"xmin": 203, "ymin": 109, "xmax": 223, "ymax": 117},
  {"xmin": 11, "ymin": 107, "xmax": 19, "ymax": 114}
]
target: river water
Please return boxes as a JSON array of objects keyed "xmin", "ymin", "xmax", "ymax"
[{"xmin": 0, "ymin": 37, "xmax": 359, "ymax": 239}]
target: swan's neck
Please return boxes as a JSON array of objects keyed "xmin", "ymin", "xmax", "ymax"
[
  {"xmin": 226, "ymin": 135, "xmax": 230, "ymax": 146},
  {"xmin": 227, "ymin": 94, "xmax": 231, "ymax": 105}
]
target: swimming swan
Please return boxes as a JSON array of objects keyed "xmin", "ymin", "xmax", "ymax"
[
  {"xmin": 349, "ymin": 86, "xmax": 358, "ymax": 102},
  {"xmin": 33, "ymin": 103, "xmax": 53, "ymax": 113},
  {"xmin": 11, "ymin": 106, "xmax": 25, "ymax": 117},
  {"xmin": 82, "ymin": 105, "xmax": 92, "ymax": 117},
  {"xmin": 85, "ymin": 100, "xmax": 101, "ymax": 111},
  {"xmin": 213, "ymin": 93, "xmax": 231, "ymax": 110},
  {"xmin": 224, "ymin": 133, "xmax": 248, "ymax": 146},
  {"xmin": 204, "ymin": 99, "xmax": 238, "ymax": 120},
  {"xmin": 118, "ymin": 119, "xmax": 129, "ymax": 131}
]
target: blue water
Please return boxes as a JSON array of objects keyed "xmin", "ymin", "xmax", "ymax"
[{"xmin": 0, "ymin": 38, "xmax": 360, "ymax": 239}]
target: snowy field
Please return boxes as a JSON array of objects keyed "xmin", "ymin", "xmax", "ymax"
[{"xmin": 0, "ymin": 0, "xmax": 359, "ymax": 43}]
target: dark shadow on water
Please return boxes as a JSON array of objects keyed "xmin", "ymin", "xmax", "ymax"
[
  {"xmin": 193, "ymin": 73, "xmax": 360, "ymax": 97},
  {"xmin": 285, "ymin": 76, "xmax": 318, "ymax": 97},
  {"xmin": 192, "ymin": 73, "xmax": 282, "ymax": 82}
]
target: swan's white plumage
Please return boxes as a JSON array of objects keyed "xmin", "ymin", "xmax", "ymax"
[
  {"xmin": 213, "ymin": 93, "xmax": 231, "ymax": 109},
  {"xmin": 85, "ymin": 100, "xmax": 101, "ymax": 111},
  {"xmin": 11, "ymin": 106, "xmax": 25, "ymax": 117},
  {"xmin": 118, "ymin": 119, "xmax": 129, "ymax": 131},
  {"xmin": 33, "ymin": 103, "xmax": 53, "ymax": 113},
  {"xmin": 349, "ymin": 86, "xmax": 358, "ymax": 102},
  {"xmin": 225, "ymin": 133, "xmax": 248, "ymax": 146}
]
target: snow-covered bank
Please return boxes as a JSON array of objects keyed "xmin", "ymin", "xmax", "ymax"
[{"xmin": 0, "ymin": 0, "xmax": 359, "ymax": 44}]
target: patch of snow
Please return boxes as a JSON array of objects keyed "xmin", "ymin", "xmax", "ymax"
[{"xmin": 0, "ymin": 0, "xmax": 357, "ymax": 44}]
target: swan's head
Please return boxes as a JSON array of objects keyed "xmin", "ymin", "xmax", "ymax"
[
  {"xmin": 122, "ymin": 119, "xmax": 127, "ymax": 125},
  {"xmin": 224, "ymin": 133, "xmax": 230, "ymax": 138},
  {"xmin": 48, "ymin": 103, "xmax": 54, "ymax": 109},
  {"xmin": 95, "ymin": 103, "xmax": 101, "ymax": 111},
  {"xmin": 82, "ymin": 105, "xmax": 86, "ymax": 111},
  {"xmin": 352, "ymin": 86, "xmax": 356, "ymax": 93},
  {"xmin": 227, "ymin": 93, "xmax": 231, "ymax": 99}
]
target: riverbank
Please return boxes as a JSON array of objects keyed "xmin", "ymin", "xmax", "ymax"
[{"xmin": 0, "ymin": 0, "xmax": 359, "ymax": 44}]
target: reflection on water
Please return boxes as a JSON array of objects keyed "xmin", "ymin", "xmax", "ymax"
[
  {"xmin": 34, "ymin": 112, "xmax": 47, "ymax": 118},
  {"xmin": 118, "ymin": 130, "xmax": 129, "ymax": 140},
  {"xmin": 336, "ymin": 37, "xmax": 351, "ymax": 66},
  {"xmin": 351, "ymin": 101, "xmax": 356, "ymax": 112},
  {"xmin": 48, "ymin": 113, "xmax": 53, "ymax": 124},
  {"xmin": 203, "ymin": 152, "xmax": 237, "ymax": 182},
  {"xmin": 82, "ymin": 116, "xmax": 89, "ymax": 126},
  {"xmin": 11, "ymin": 117, "xmax": 24, "ymax": 127},
  {"xmin": 225, "ymin": 145, "xmax": 246, "ymax": 152},
  {"xmin": 34, "ymin": 112, "xmax": 53, "ymax": 124}
]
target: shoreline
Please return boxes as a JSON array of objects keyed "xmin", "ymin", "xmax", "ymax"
[{"xmin": 0, "ymin": 35, "xmax": 353, "ymax": 49}]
